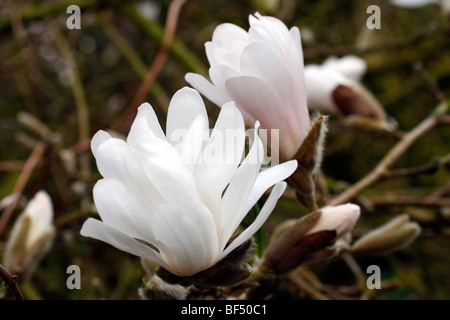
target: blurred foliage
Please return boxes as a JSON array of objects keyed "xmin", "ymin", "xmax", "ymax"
[{"xmin": 0, "ymin": 0, "xmax": 449, "ymax": 299}]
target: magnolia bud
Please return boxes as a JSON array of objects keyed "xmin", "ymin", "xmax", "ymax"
[
  {"xmin": 260, "ymin": 204, "xmax": 360, "ymax": 275},
  {"xmin": 351, "ymin": 214, "xmax": 421, "ymax": 256},
  {"xmin": 3, "ymin": 191, "xmax": 55, "ymax": 281},
  {"xmin": 306, "ymin": 203, "xmax": 361, "ymax": 238},
  {"xmin": 288, "ymin": 114, "xmax": 328, "ymax": 211}
]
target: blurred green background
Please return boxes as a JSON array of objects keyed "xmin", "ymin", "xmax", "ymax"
[{"xmin": 0, "ymin": 0, "xmax": 449, "ymax": 299}]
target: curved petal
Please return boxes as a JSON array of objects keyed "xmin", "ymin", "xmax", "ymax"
[
  {"xmin": 185, "ymin": 73, "xmax": 231, "ymax": 107},
  {"xmin": 212, "ymin": 23, "xmax": 249, "ymax": 50},
  {"xmin": 178, "ymin": 114, "xmax": 207, "ymax": 171},
  {"xmin": 80, "ymin": 218, "xmax": 170, "ymax": 271},
  {"xmin": 93, "ymin": 178, "xmax": 155, "ymax": 240},
  {"xmin": 194, "ymin": 102, "xmax": 245, "ymax": 229},
  {"xmin": 241, "ymin": 160, "xmax": 297, "ymax": 219},
  {"xmin": 128, "ymin": 103, "xmax": 165, "ymax": 142},
  {"xmin": 91, "ymin": 130, "xmax": 111, "ymax": 159},
  {"xmin": 225, "ymin": 76, "xmax": 300, "ymax": 159},
  {"xmin": 166, "ymin": 87, "xmax": 209, "ymax": 145},
  {"xmin": 220, "ymin": 181, "xmax": 287, "ymax": 259},
  {"xmin": 150, "ymin": 204, "xmax": 219, "ymax": 276},
  {"xmin": 219, "ymin": 122, "xmax": 264, "ymax": 249}
]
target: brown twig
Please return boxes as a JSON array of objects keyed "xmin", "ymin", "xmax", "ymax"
[
  {"xmin": 370, "ymin": 195, "xmax": 450, "ymax": 207},
  {"xmin": 329, "ymin": 101, "xmax": 449, "ymax": 206},
  {"xmin": 112, "ymin": 0, "xmax": 187, "ymax": 133},
  {"xmin": 0, "ymin": 264, "xmax": 24, "ymax": 300},
  {"xmin": 0, "ymin": 141, "xmax": 46, "ymax": 236},
  {"xmin": 383, "ymin": 153, "xmax": 450, "ymax": 179}
]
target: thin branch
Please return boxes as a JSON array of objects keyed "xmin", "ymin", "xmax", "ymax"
[
  {"xmin": 0, "ymin": 264, "xmax": 24, "ymax": 300},
  {"xmin": 370, "ymin": 195, "xmax": 450, "ymax": 207},
  {"xmin": 383, "ymin": 153, "xmax": 450, "ymax": 179},
  {"xmin": 285, "ymin": 269, "xmax": 330, "ymax": 300},
  {"xmin": 329, "ymin": 101, "xmax": 449, "ymax": 206},
  {"xmin": 0, "ymin": 141, "xmax": 46, "ymax": 236}
]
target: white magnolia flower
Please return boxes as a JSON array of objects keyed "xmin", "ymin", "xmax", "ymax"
[
  {"xmin": 81, "ymin": 87, "xmax": 297, "ymax": 277},
  {"xmin": 304, "ymin": 55, "xmax": 387, "ymax": 121},
  {"xmin": 185, "ymin": 13, "xmax": 310, "ymax": 161},
  {"xmin": 3, "ymin": 190, "xmax": 55, "ymax": 278},
  {"xmin": 307, "ymin": 203, "xmax": 361, "ymax": 238}
]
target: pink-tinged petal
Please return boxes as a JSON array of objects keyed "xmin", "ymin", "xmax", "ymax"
[
  {"xmin": 205, "ymin": 41, "xmax": 218, "ymax": 66},
  {"xmin": 212, "ymin": 23, "xmax": 249, "ymax": 50},
  {"xmin": 219, "ymin": 122, "xmax": 264, "ymax": 249},
  {"xmin": 225, "ymin": 76, "xmax": 300, "ymax": 159},
  {"xmin": 220, "ymin": 181, "xmax": 287, "ymax": 259},
  {"xmin": 194, "ymin": 102, "xmax": 246, "ymax": 229},
  {"xmin": 150, "ymin": 204, "xmax": 219, "ymax": 276},
  {"xmin": 166, "ymin": 87, "xmax": 209, "ymax": 145},
  {"xmin": 307, "ymin": 203, "xmax": 361, "ymax": 238},
  {"xmin": 209, "ymin": 63, "xmax": 240, "ymax": 89},
  {"xmin": 128, "ymin": 103, "xmax": 165, "ymax": 142},
  {"xmin": 240, "ymin": 40, "xmax": 307, "ymax": 140},
  {"xmin": 185, "ymin": 73, "xmax": 232, "ymax": 107},
  {"xmin": 288, "ymin": 27, "xmax": 310, "ymax": 132}
]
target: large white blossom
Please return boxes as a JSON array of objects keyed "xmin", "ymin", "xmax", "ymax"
[
  {"xmin": 81, "ymin": 87, "xmax": 297, "ymax": 277},
  {"xmin": 185, "ymin": 13, "xmax": 310, "ymax": 161}
]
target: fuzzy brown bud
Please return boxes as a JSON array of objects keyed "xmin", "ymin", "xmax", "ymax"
[{"xmin": 288, "ymin": 114, "xmax": 328, "ymax": 211}]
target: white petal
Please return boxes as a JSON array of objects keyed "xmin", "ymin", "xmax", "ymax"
[
  {"xmin": 93, "ymin": 179, "xmax": 155, "ymax": 241},
  {"xmin": 322, "ymin": 55, "xmax": 367, "ymax": 82},
  {"xmin": 128, "ymin": 103, "xmax": 165, "ymax": 143},
  {"xmin": 304, "ymin": 65, "xmax": 343, "ymax": 114},
  {"xmin": 178, "ymin": 114, "xmax": 206, "ymax": 171},
  {"xmin": 390, "ymin": 0, "xmax": 438, "ymax": 8},
  {"xmin": 194, "ymin": 102, "xmax": 245, "ymax": 229},
  {"xmin": 91, "ymin": 130, "xmax": 111, "ymax": 159},
  {"xmin": 80, "ymin": 218, "xmax": 170, "ymax": 271},
  {"xmin": 150, "ymin": 205, "xmax": 219, "ymax": 276},
  {"xmin": 219, "ymin": 123, "xmax": 264, "ymax": 249},
  {"xmin": 241, "ymin": 160, "xmax": 297, "ymax": 219},
  {"xmin": 185, "ymin": 73, "xmax": 232, "ymax": 107},
  {"xmin": 136, "ymin": 137, "xmax": 218, "ymax": 247},
  {"xmin": 166, "ymin": 87, "xmax": 209, "ymax": 145},
  {"xmin": 220, "ymin": 181, "xmax": 287, "ymax": 259},
  {"xmin": 94, "ymin": 137, "xmax": 129, "ymax": 181}
]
